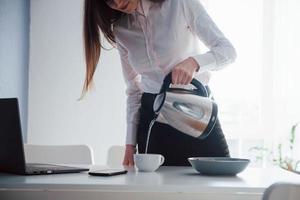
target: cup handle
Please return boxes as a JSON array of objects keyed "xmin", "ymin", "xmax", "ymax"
[{"xmin": 160, "ymin": 155, "xmax": 165, "ymax": 166}]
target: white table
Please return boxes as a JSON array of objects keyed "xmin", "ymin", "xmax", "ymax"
[{"xmin": 0, "ymin": 166, "xmax": 299, "ymax": 200}]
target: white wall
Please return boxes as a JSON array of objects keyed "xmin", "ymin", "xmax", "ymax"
[
  {"xmin": 28, "ymin": 0, "xmax": 127, "ymax": 164},
  {"xmin": 0, "ymin": 0, "xmax": 30, "ymax": 141}
]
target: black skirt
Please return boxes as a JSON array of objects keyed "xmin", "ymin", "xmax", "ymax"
[{"xmin": 136, "ymin": 88, "xmax": 230, "ymax": 166}]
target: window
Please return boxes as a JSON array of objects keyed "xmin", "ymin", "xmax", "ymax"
[{"xmin": 202, "ymin": 0, "xmax": 300, "ymax": 165}]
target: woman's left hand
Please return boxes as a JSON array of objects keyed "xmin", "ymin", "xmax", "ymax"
[{"xmin": 171, "ymin": 57, "xmax": 199, "ymax": 85}]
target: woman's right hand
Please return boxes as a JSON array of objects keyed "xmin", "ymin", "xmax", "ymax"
[{"xmin": 122, "ymin": 145, "xmax": 136, "ymax": 166}]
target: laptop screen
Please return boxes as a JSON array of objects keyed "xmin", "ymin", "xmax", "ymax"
[{"xmin": 0, "ymin": 98, "xmax": 26, "ymax": 174}]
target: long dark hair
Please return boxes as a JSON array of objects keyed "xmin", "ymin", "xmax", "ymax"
[{"xmin": 82, "ymin": 0, "xmax": 165, "ymax": 96}]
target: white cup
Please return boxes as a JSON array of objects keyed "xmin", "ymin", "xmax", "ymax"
[{"xmin": 134, "ymin": 154, "xmax": 165, "ymax": 172}]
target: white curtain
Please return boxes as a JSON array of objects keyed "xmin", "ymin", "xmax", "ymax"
[
  {"xmin": 272, "ymin": 0, "xmax": 300, "ymax": 136},
  {"xmin": 200, "ymin": 0, "xmax": 300, "ymax": 162},
  {"xmin": 271, "ymin": 0, "xmax": 300, "ymax": 160}
]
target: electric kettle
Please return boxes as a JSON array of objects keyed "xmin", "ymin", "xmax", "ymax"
[{"xmin": 153, "ymin": 73, "xmax": 218, "ymax": 139}]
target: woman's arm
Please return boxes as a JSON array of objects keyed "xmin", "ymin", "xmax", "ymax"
[
  {"xmin": 116, "ymin": 41, "xmax": 142, "ymax": 166},
  {"xmin": 182, "ymin": 0, "xmax": 237, "ymax": 73}
]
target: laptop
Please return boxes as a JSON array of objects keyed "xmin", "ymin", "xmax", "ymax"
[{"xmin": 0, "ymin": 98, "xmax": 89, "ymax": 175}]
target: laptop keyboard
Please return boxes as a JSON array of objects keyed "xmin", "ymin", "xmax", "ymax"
[{"xmin": 26, "ymin": 163, "xmax": 75, "ymax": 174}]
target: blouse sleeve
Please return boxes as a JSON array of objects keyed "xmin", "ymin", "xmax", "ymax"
[
  {"xmin": 182, "ymin": 0, "xmax": 237, "ymax": 73},
  {"xmin": 116, "ymin": 41, "xmax": 142, "ymax": 146}
]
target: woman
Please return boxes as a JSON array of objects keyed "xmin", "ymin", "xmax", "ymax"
[{"xmin": 83, "ymin": 0, "xmax": 236, "ymax": 166}]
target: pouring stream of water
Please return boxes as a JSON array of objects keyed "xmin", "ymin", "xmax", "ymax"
[{"xmin": 145, "ymin": 118, "xmax": 157, "ymax": 154}]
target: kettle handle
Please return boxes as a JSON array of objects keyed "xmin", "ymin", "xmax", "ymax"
[{"xmin": 159, "ymin": 72, "xmax": 208, "ymax": 97}]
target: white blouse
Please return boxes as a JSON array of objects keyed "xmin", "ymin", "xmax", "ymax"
[{"xmin": 114, "ymin": 0, "xmax": 236, "ymax": 145}]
